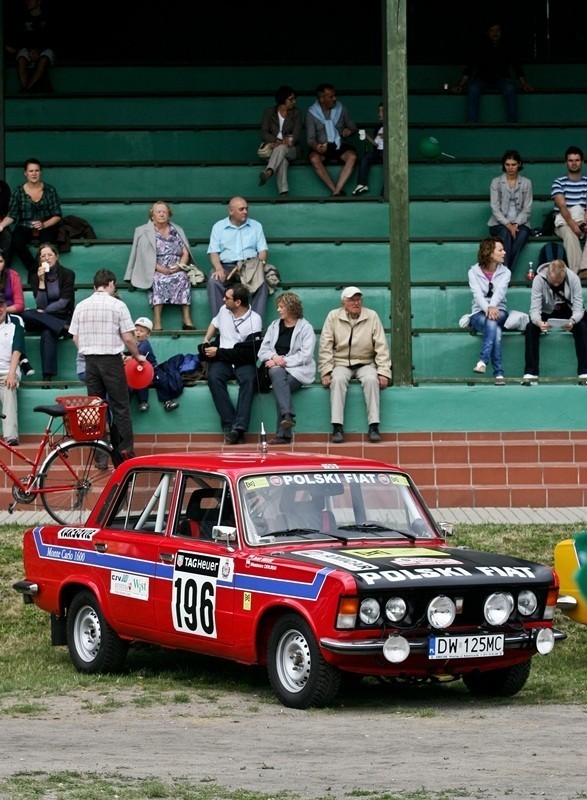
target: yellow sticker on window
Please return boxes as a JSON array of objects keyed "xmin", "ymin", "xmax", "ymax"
[{"xmin": 243, "ymin": 477, "xmax": 270, "ymax": 491}]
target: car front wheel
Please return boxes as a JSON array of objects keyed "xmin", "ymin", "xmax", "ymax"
[
  {"xmin": 66, "ymin": 591, "xmax": 128, "ymax": 673},
  {"xmin": 463, "ymin": 659, "xmax": 532, "ymax": 697},
  {"xmin": 267, "ymin": 613, "xmax": 341, "ymax": 709}
]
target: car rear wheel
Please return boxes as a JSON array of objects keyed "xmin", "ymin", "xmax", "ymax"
[
  {"xmin": 66, "ymin": 591, "xmax": 128, "ymax": 673},
  {"xmin": 463, "ymin": 659, "xmax": 532, "ymax": 697},
  {"xmin": 267, "ymin": 613, "xmax": 341, "ymax": 709}
]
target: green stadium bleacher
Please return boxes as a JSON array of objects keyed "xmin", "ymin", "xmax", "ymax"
[{"xmin": 5, "ymin": 61, "xmax": 587, "ymax": 439}]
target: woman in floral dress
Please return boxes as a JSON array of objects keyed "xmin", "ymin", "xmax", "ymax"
[{"xmin": 125, "ymin": 201, "xmax": 195, "ymax": 331}]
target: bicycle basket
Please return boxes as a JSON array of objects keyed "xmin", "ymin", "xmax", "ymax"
[{"xmin": 55, "ymin": 395, "xmax": 107, "ymax": 442}]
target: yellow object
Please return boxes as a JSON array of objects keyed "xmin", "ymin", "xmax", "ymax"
[{"xmin": 554, "ymin": 535, "xmax": 587, "ymax": 625}]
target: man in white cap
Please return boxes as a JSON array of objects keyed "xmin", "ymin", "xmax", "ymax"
[{"xmin": 318, "ymin": 286, "xmax": 391, "ymax": 443}]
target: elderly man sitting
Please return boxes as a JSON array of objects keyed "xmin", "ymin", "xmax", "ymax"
[{"xmin": 318, "ymin": 286, "xmax": 391, "ymax": 443}]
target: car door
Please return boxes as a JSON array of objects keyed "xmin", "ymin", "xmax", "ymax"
[
  {"xmin": 154, "ymin": 472, "xmax": 237, "ymax": 653},
  {"xmin": 95, "ymin": 468, "xmax": 177, "ymax": 636}
]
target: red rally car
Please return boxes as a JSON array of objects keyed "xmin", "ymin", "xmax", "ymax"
[{"xmin": 14, "ymin": 451, "xmax": 565, "ymax": 709}]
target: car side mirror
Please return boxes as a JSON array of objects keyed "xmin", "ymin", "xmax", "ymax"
[
  {"xmin": 213, "ymin": 525, "xmax": 237, "ymax": 548},
  {"xmin": 438, "ymin": 522, "xmax": 455, "ymax": 539}
]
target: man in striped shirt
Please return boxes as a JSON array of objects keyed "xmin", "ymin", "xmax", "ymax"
[{"xmin": 552, "ymin": 146, "xmax": 587, "ymax": 275}]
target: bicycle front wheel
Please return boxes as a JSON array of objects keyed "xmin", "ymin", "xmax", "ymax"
[{"xmin": 39, "ymin": 441, "xmax": 114, "ymax": 525}]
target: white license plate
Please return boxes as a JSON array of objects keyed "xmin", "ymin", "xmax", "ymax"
[{"xmin": 428, "ymin": 633, "xmax": 504, "ymax": 660}]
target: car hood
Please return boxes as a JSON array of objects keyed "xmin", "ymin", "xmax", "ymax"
[{"xmin": 281, "ymin": 544, "xmax": 554, "ymax": 588}]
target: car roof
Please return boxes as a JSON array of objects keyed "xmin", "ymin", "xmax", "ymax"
[{"xmin": 121, "ymin": 450, "xmax": 403, "ymax": 478}]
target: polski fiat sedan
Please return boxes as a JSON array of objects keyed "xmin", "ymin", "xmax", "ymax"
[{"xmin": 14, "ymin": 451, "xmax": 565, "ymax": 708}]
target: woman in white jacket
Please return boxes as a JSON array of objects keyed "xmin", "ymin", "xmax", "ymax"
[{"xmin": 257, "ymin": 292, "xmax": 316, "ymax": 444}]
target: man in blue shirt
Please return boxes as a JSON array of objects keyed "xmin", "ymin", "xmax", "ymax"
[
  {"xmin": 552, "ymin": 146, "xmax": 587, "ymax": 275},
  {"xmin": 207, "ymin": 196, "xmax": 269, "ymax": 321}
]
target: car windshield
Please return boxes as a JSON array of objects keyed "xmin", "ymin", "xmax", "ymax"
[{"xmin": 239, "ymin": 471, "xmax": 437, "ymax": 545}]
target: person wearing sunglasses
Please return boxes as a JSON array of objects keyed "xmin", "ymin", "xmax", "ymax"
[{"xmin": 467, "ymin": 236, "xmax": 511, "ymax": 385}]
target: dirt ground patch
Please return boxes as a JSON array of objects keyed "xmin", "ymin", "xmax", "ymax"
[{"xmin": 1, "ymin": 689, "xmax": 586, "ymax": 800}]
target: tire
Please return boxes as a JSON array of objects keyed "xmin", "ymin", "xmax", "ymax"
[
  {"xmin": 66, "ymin": 591, "xmax": 128, "ymax": 673},
  {"xmin": 39, "ymin": 441, "xmax": 114, "ymax": 525},
  {"xmin": 267, "ymin": 613, "xmax": 341, "ymax": 709},
  {"xmin": 463, "ymin": 659, "xmax": 532, "ymax": 698}
]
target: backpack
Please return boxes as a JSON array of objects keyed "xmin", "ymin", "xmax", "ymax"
[{"xmin": 537, "ymin": 241, "xmax": 567, "ymax": 267}]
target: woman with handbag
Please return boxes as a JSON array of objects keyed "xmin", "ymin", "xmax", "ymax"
[
  {"xmin": 258, "ymin": 85, "xmax": 302, "ymax": 196},
  {"xmin": 257, "ymin": 292, "xmax": 316, "ymax": 445},
  {"xmin": 124, "ymin": 201, "xmax": 195, "ymax": 331}
]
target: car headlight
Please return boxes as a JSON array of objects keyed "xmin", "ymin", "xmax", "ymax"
[
  {"xmin": 484, "ymin": 592, "xmax": 514, "ymax": 625},
  {"xmin": 382, "ymin": 635, "xmax": 410, "ymax": 663},
  {"xmin": 535, "ymin": 628, "xmax": 555, "ymax": 655},
  {"xmin": 359, "ymin": 597, "xmax": 381, "ymax": 625},
  {"xmin": 517, "ymin": 589, "xmax": 538, "ymax": 616},
  {"xmin": 385, "ymin": 596, "xmax": 407, "ymax": 623},
  {"xmin": 427, "ymin": 595, "xmax": 456, "ymax": 629}
]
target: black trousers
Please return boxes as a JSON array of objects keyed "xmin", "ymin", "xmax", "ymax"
[
  {"xmin": 85, "ymin": 354, "xmax": 134, "ymax": 454},
  {"xmin": 524, "ymin": 314, "xmax": 587, "ymax": 376},
  {"xmin": 8, "ymin": 224, "xmax": 58, "ymax": 278}
]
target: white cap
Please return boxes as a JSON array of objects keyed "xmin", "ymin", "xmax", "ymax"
[
  {"xmin": 134, "ymin": 316, "xmax": 153, "ymax": 331},
  {"xmin": 341, "ymin": 286, "xmax": 363, "ymax": 300}
]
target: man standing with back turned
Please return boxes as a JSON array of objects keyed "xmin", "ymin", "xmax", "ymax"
[{"xmin": 70, "ymin": 269, "xmax": 145, "ymax": 464}]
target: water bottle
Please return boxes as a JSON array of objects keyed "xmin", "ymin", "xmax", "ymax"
[{"xmin": 526, "ymin": 261, "xmax": 535, "ymax": 282}]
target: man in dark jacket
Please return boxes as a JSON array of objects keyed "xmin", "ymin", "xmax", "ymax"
[
  {"xmin": 202, "ymin": 285, "xmax": 262, "ymax": 444},
  {"xmin": 451, "ymin": 21, "xmax": 534, "ymax": 123}
]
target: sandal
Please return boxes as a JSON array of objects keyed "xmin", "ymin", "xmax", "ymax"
[{"xmin": 164, "ymin": 400, "xmax": 179, "ymax": 411}]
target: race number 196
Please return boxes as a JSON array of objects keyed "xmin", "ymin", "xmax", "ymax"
[{"xmin": 172, "ymin": 551, "xmax": 222, "ymax": 638}]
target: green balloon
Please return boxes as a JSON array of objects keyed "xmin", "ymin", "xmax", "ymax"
[{"xmin": 418, "ymin": 136, "xmax": 442, "ymax": 159}]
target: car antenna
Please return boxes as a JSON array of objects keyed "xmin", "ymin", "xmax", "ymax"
[{"xmin": 260, "ymin": 422, "xmax": 268, "ymax": 454}]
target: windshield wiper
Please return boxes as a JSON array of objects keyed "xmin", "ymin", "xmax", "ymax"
[
  {"xmin": 259, "ymin": 528, "xmax": 321, "ymax": 538},
  {"xmin": 259, "ymin": 528, "xmax": 349, "ymax": 543},
  {"xmin": 337, "ymin": 523, "xmax": 417, "ymax": 542}
]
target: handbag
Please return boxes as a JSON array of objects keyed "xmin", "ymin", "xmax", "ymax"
[
  {"xmin": 256, "ymin": 364, "xmax": 272, "ymax": 393},
  {"xmin": 257, "ymin": 142, "xmax": 273, "ymax": 158},
  {"xmin": 179, "ymin": 261, "xmax": 206, "ymax": 286}
]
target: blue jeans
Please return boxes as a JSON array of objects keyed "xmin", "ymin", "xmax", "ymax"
[
  {"xmin": 470, "ymin": 309, "xmax": 508, "ymax": 376},
  {"xmin": 467, "ymin": 78, "xmax": 517, "ymax": 123},
  {"xmin": 489, "ymin": 223, "xmax": 530, "ymax": 273},
  {"xmin": 208, "ymin": 361, "xmax": 256, "ymax": 432},
  {"xmin": 268, "ymin": 365, "xmax": 302, "ymax": 439}
]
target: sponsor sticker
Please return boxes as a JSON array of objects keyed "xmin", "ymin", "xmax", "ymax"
[
  {"xmin": 57, "ymin": 527, "xmax": 99, "ymax": 540},
  {"xmin": 110, "ymin": 571, "xmax": 149, "ymax": 600},
  {"xmin": 243, "ymin": 476, "xmax": 270, "ymax": 491}
]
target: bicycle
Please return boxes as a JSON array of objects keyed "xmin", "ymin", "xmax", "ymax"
[{"xmin": 1, "ymin": 395, "xmax": 114, "ymax": 525}]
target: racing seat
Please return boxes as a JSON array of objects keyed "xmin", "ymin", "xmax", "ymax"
[
  {"xmin": 278, "ymin": 489, "xmax": 336, "ymax": 533},
  {"xmin": 179, "ymin": 488, "xmax": 223, "ymax": 539}
]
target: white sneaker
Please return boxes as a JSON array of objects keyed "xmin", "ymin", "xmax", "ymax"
[
  {"xmin": 494, "ymin": 375, "xmax": 505, "ymax": 385},
  {"xmin": 473, "ymin": 360, "xmax": 486, "ymax": 373},
  {"xmin": 579, "ymin": 374, "xmax": 587, "ymax": 383},
  {"xmin": 521, "ymin": 373, "xmax": 538, "ymax": 385}
]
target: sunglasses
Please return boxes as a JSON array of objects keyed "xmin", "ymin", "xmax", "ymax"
[{"xmin": 486, "ymin": 281, "xmax": 494, "ymax": 299}]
